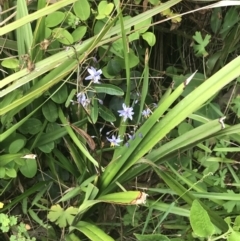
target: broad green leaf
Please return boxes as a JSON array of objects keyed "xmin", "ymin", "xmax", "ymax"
[
  {"xmin": 5, "ymin": 168, "xmax": 17, "ymax": 178},
  {"xmin": 50, "ymin": 83, "xmax": 68, "ymax": 104},
  {"xmin": 52, "ymin": 27, "xmax": 74, "ymax": 45},
  {"xmin": 228, "ymin": 231, "xmax": 240, "ymax": 241},
  {"xmin": 134, "ymin": 233, "xmax": 170, "ymax": 241},
  {"xmin": 149, "ymin": 0, "xmax": 160, "ymax": 5},
  {"xmin": 72, "ymin": 221, "xmax": 114, "ymax": 241},
  {"xmin": 116, "ymin": 52, "xmax": 139, "ymax": 69},
  {"xmin": 128, "ymin": 52, "xmax": 140, "ymax": 68},
  {"xmin": 134, "ymin": 17, "xmax": 152, "ymax": 34},
  {"xmin": 142, "ymin": 32, "xmax": 156, "ymax": 46},
  {"xmin": 90, "ymin": 99, "xmax": 98, "ymax": 124},
  {"xmin": 48, "ymin": 204, "xmax": 78, "ymax": 228},
  {"xmin": 128, "ymin": 32, "xmax": 140, "ymax": 42},
  {"xmin": 45, "ymin": 11, "xmax": 65, "ymax": 28},
  {"xmin": 107, "ymin": 58, "xmax": 122, "ymax": 75},
  {"xmin": 96, "ymin": 1, "xmax": 114, "ymax": 19},
  {"xmin": 18, "ymin": 118, "xmax": 42, "ymax": 135},
  {"xmin": 1, "ymin": 58, "xmax": 19, "ymax": 69},
  {"xmin": 102, "ymin": 3, "xmax": 114, "ymax": 16},
  {"xmin": 99, "ymin": 105, "xmax": 116, "ymax": 122},
  {"xmin": 220, "ymin": 7, "xmax": 239, "ymax": 38},
  {"xmin": 190, "ymin": 200, "xmax": 215, "ymax": 237},
  {"xmin": 38, "ymin": 142, "xmax": 55, "ymax": 153},
  {"xmin": 73, "ymin": 0, "xmax": 90, "ymax": 21},
  {"xmin": 72, "ymin": 26, "xmax": 87, "ymax": 42},
  {"xmin": 210, "ymin": 8, "xmax": 222, "ymax": 34},
  {"xmin": 0, "ymin": 167, "xmax": 6, "ymax": 178},
  {"xmin": 93, "ymin": 20, "xmax": 106, "ymax": 35},
  {"xmin": 9, "ymin": 139, "xmax": 26, "ymax": 154},
  {"xmin": 93, "ymin": 83, "xmax": 124, "ymax": 96},
  {"xmin": 178, "ymin": 122, "xmax": 193, "ymax": 135},
  {"xmin": 14, "ymin": 157, "xmax": 25, "ymax": 166},
  {"xmin": 19, "ymin": 158, "xmax": 37, "ymax": 178},
  {"xmin": 42, "ymin": 100, "xmax": 58, "ymax": 122}
]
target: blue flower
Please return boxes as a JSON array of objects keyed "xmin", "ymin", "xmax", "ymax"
[
  {"xmin": 85, "ymin": 66, "xmax": 102, "ymax": 84},
  {"xmin": 118, "ymin": 103, "xmax": 134, "ymax": 122},
  {"xmin": 77, "ymin": 92, "xmax": 90, "ymax": 107},
  {"xmin": 107, "ymin": 135, "xmax": 122, "ymax": 147},
  {"xmin": 142, "ymin": 108, "xmax": 151, "ymax": 118}
]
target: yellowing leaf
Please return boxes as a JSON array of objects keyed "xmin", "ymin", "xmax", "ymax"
[
  {"xmin": 171, "ymin": 13, "xmax": 182, "ymax": 23},
  {"xmin": 161, "ymin": 9, "xmax": 172, "ymax": 16},
  {"xmin": 0, "ymin": 202, "xmax": 4, "ymax": 208}
]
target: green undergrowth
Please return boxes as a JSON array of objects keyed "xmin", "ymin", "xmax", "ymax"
[{"xmin": 1, "ymin": 0, "xmax": 240, "ymax": 241}]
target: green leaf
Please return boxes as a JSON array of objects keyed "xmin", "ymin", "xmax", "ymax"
[
  {"xmin": 128, "ymin": 32, "xmax": 140, "ymax": 42},
  {"xmin": 52, "ymin": 27, "xmax": 74, "ymax": 45},
  {"xmin": 90, "ymin": 99, "xmax": 98, "ymax": 124},
  {"xmin": 58, "ymin": 186, "xmax": 82, "ymax": 203},
  {"xmin": 38, "ymin": 142, "xmax": 55, "ymax": 153},
  {"xmin": 210, "ymin": 8, "xmax": 222, "ymax": 34},
  {"xmin": 149, "ymin": 0, "xmax": 160, "ymax": 5},
  {"xmin": 192, "ymin": 31, "xmax": 211, "ymax": 57},
  {"xmin": 65, "ymin": 89, "xmax": 77, "ymax": 107},
  {"xmin": 45, "ymin": 11, "xmax": 65, "ymax": 28},
  {"xmin": 42, "ymin": 100, "xmax": 58, "ymax": 122},
  {"xmin": 72, "ymin": 26, "xmax": 87, "ymax": 42},
  {"xmin": 1, "ymin": 58, "xmax": 19, "ymax": 69},
  {"xmin": 65, "ymin": 233, "xmax": 81, "ymax": 241},
  {"xmin": 19, "ymin": 158, "xmax": 37, "ymax": 178},
  {"xmin": 72, "ymin": 221, "xmax": 115, "ymax": 241},
  {"xmin": 128, "ymin": 52, "xmax": 140, "ymax": 68},
  {"xmin": 228, "ymin": 231, "xmax": 240, "ymax": 241},
  {"xmin": 220, "ymin": 7, "xmax": 239, "ymax": 38},
  {"xmin": 178, "ymin": 122, "xmax": 193, "ymax": 135},
  {"xmin": 107, "ymin": 58, "xmax": 122, "ymax": 75},
  {"xmin": 116, "ymin": 51, "xmax": 139, "ymax": 69},
  {"xmin": 9, "ymin": 139, "xmax": 26, "ymax": 154},
  {"xmin": 98, "ymin": 191, "xmax": 148, "ymax": 205},
  {"xmin": 96, "ymin": 1, "xmax": 114, "ymax": 19},
  {"xmin": 50, "ymin": 83, "xmax": 68, "ymax": 104},
  {"xmin": 93, "ymin": 83, "xmax": 124, "ymax": 96},
  {"xmin": 142, "ymin": 32, "xmax": 156, "ymax": 46},
  {"xmin": 47, "ymin": 204, "xmax": 78, "ymax": 228},
  {"xmin": 18, "ymin": 118, "xmax": 42, "ymax": 135},
  {"xmin": 0, "ymin": 167, "xmax": 6, "ymax": 178},
  {"xmin": 134, "ymin": 233, "xmax": 170, "ymax": 241},
  {"xmin": 5, "ymin": 168, "xmax": 17, "ymax": 178},
  {"xmin": 73, "ymin": 0, "xmax": 90, "ymax": 21},
  {"xmin": 134, "ymin": 17, "xmax": 152, "ymax": 34},
  {"xmin": 190, "ymin": 200, "xmax": 215, "ymax": 237},
  {"xmin": 99, "ymin": 105, "xmax": 116, "ymax": 122}
]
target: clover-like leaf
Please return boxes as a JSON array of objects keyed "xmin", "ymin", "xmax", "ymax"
[{"xmin": 47, "ymin": 204, "xmax": 78, "ymax": 228}]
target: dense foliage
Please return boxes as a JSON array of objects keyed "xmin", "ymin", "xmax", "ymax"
[{"xmin": 1, "ymin": 0, "xmax": 240, "ymax": 240}]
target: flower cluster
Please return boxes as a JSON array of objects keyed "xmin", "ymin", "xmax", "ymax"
[
  {"xmin": 107, "ymin": 135, "xmax": 122, "ymax": 147},
  {"xmin": 118, "ymin": 103, "xmax": 134, "ymax": 122},
  {"xmin": 142, "ymin": 108, "xmax": 151, "ymax": 118},
  {"xmin": 85, "ymin": 66, "xmax": 102, "ymax": 84},
  {"xmin": 77, "ymin": 92, "xmax": 90, "ymax": 107}
]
